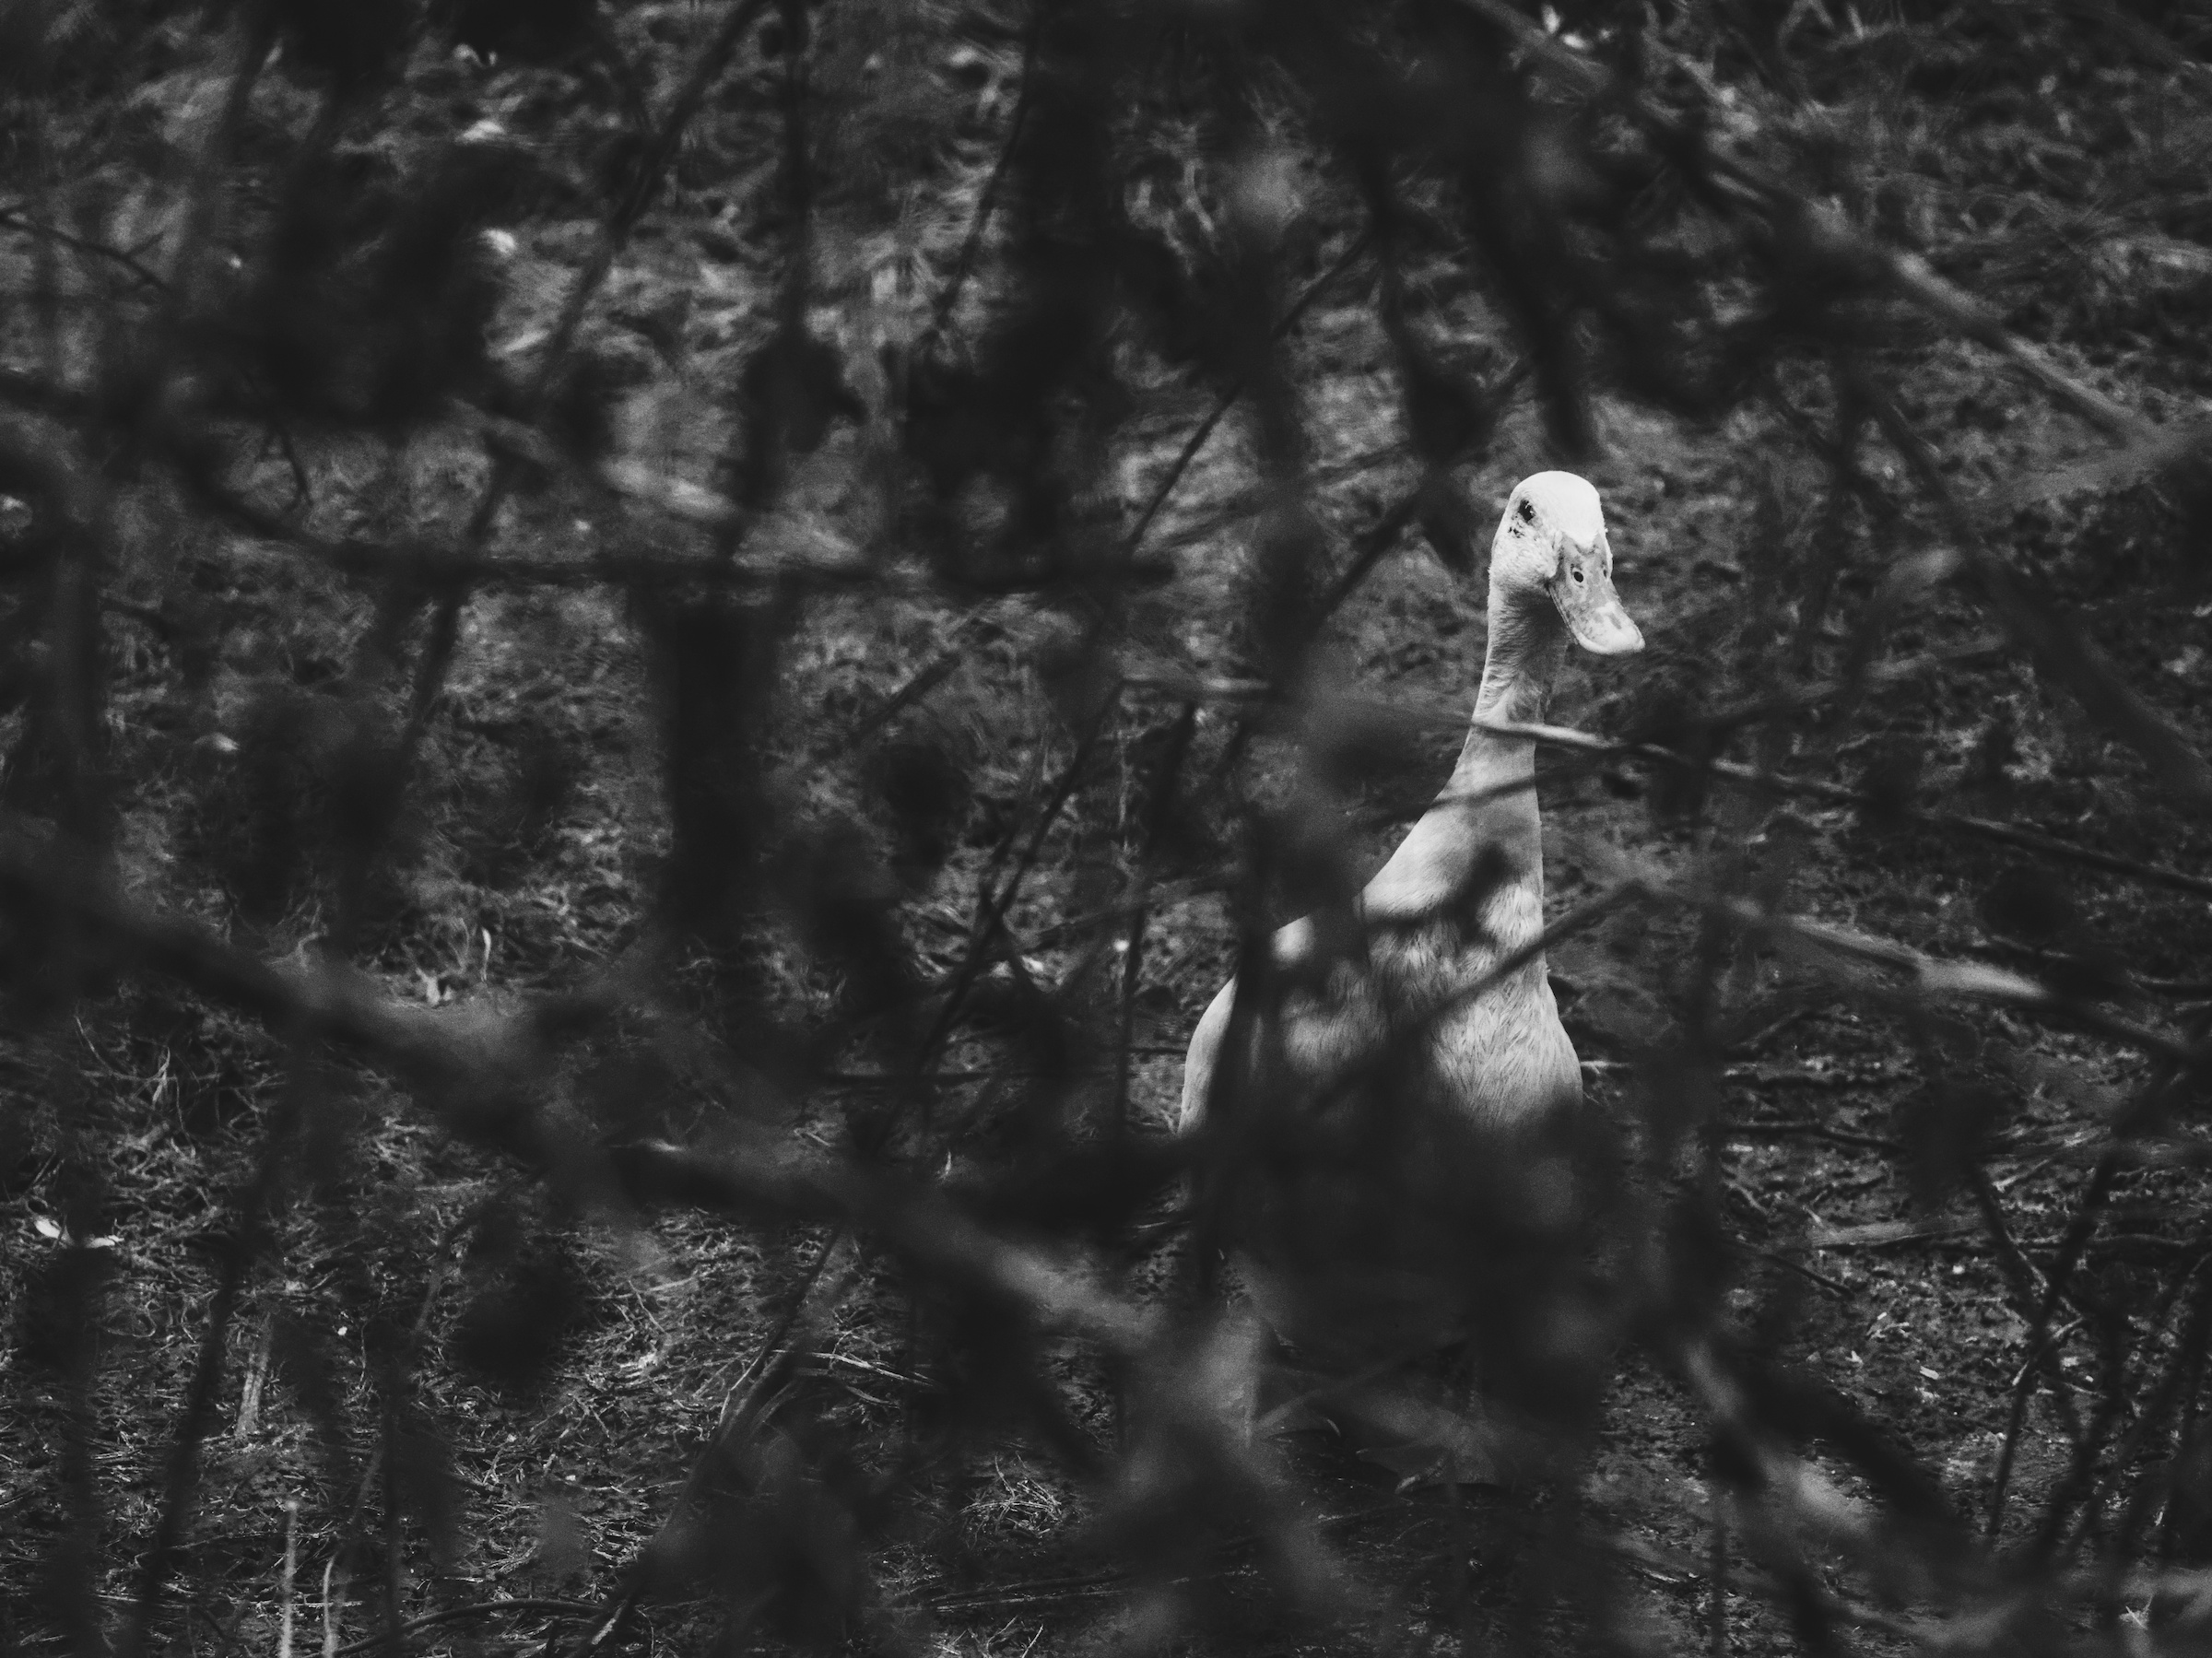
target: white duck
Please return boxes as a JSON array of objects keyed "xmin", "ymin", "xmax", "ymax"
[{"xmin": 1177, "ymin": 470, "xmax": 1642, "ymax": 1382}]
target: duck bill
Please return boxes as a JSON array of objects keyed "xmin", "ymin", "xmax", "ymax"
[{"xmin": 1553, "ymin": 564, "xmax": 1643, "ymax": 655}]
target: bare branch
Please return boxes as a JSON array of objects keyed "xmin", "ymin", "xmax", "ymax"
[{"xmin": 1456, "ymin": 0, "xmax": 2158, "ymax": 441}]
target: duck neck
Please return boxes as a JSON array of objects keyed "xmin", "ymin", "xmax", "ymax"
[{"xmin": 1430, "ymin": 591, "xmax": 1566, "ymax": 906}]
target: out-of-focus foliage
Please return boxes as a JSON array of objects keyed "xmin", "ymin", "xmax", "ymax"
[{"xmin": 3, "ymin": 1, "xmax": 2212, "ymax": 1656}]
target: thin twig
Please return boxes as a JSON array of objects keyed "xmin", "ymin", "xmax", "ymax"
[
  {"xmin": 1313, "ymin": 366, "xmax": 1532, "ymax": 619},
  {"xmin": 278, "ymin": 1503, "xmax": 300, "ymax": 1658},
  {"xmin": 117, "ymin": 1084, "xmax": 304, "ymax": 1658},
  {"xmin": 839, "ymin": 605, "xmax": 996, "ymax": 748},
  {"xmin": 1708, "ymin": 1485, "xmax": 1730, "ymax": 1658},
  {"xmin": 1860, "ymin": 379, "xmax": 2212, "ymax": 803},
  {"xmin": 908, "ymin": 685, "xmax": 1124, "ymax": 1080},
  {"xmin": 2000, "ymin": 1003, "xmax": 2212, "ymax": 1546},
  {"xmin": 1481, "ymin": 713, "xmax": 2212, "ymax": 905},
  {"xmin": 1720, "ymin": 1119, "xmax": 1901, "ymax": 1154},
  {"xmin": 0, "ymin": 206, "xmax": 173, "ymax": 291},
  {"xmin": 1458, "ymin": 0, "xmax": 2152, "ymax": 440},
  {"xmin": 164, "ymin": 8, "xmax": 276, "ymax": 302},
  {"xmin": 558, "ymin": 1234, "xmax": 851, "ymax": 1658},
  {"xmin": 1736, "ymin": 1242, "xmax": 1856, "ymax": 1299},
  {"xmin": 324, "ymin": 1599, "xmax": 604, "ymax": 1658},
  {"xmin": 1986, "ymin": 1154, "xmax": 2121, "ymax": 1538},
  {"xmin": 394, "ymin": 0, "xmax": 779, "ymax": 774},
  {"xmin": 1114, "ymin": 703, "xmax": 1198, "ymax": 1139},
  {"xmin": 1119, "ymin": 234, "xmax": 1371, "ymax": 559},
  {"xmin": 916, "ymin": 10, "xmax": 1041, "ymax": 355},
  {"xmin": 1254, "ymin": 880, "xmax": 1650, "ymax": 1120},
  {"xmin": 1700, "ymin": 886, "xmax": 2194, "ymax": 1066},
  {"xmin": 1971, "ymin": 1164, "xmax": 2088, "ymax": 1449},
  {"xmin": 322, "ymin": 1556, "xmax": 342, "ymax": 1658}
]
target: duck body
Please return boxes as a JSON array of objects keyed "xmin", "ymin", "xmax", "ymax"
[
  {"xmin": 1180, "ymin": 725, "xmax": 1577, "ymax": 1145},
  {"xmin": 1179, "ymin": 472, "xmax": 1641, "ymax": 1370}
]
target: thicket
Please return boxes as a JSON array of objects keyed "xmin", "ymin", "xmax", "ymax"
[{"xmin": 5, "ymin": 0, "xmax": 2212, "ymax": 1655}]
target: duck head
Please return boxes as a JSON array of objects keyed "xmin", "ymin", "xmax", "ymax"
[{"xmin": 1489, "ymin": 471, "xmax": 1643, "ymax": 656}]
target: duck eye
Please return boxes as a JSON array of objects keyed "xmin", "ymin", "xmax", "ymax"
[
  {"xmin": 1571, "ymin": 561, "xmax": 1585, "ymax": 585},
  {"xmin": 1516, "ymin": 500, "xmax": 1535, "ymax": 525}
]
